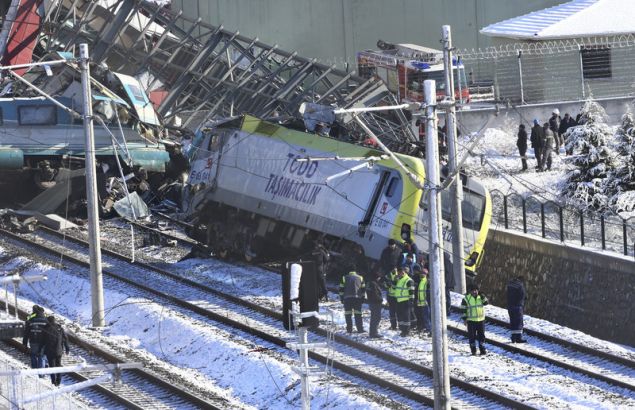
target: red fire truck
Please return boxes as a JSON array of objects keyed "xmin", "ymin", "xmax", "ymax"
[{"xmin": 357, "ymin": 40, "xmax": 469, "ymax": 103}]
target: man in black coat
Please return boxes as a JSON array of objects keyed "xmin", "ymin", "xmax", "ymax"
[
  {"xmin": 23, "ymin": 305, "xmax": 48, "ymax": 369},
  {"xmin": 311, "ymin": 239, "xmax": 330, "ymax": 301},
  {"xmin": 549, "ymin": 109, "xmax": 562, "ymax": 155},
  {"xmin": 530, "ymin": 119, "xmax": 544, "ymax": 169},
  {"xmin": 507, "ymin": 276, "xmax": 527, "ymax": 343},
  {"xmin": 516, "ymin": 124, "xmax": 528, "ymax": 171},
  {"xmin": 378, "ymin": 239, "xmax": 401, "ymax": 275},
  {"xmin": 559, "ymin": 113, "xmax": 577, "ymax": 155},
  {"xmin": 42, "ymin": 316, "xmax": 70, "ymax": 386},
  {"xmin": 366, "ymin": 271, "xmax": 384, "ymax": 338}
]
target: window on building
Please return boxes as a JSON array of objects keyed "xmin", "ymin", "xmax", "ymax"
[{"xmin": 581, "ymin": 47, "xmax": 611, "ymax": 79}]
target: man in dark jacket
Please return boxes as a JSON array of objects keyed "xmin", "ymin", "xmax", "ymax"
[
  {"xmin": 366, "ymin": 271, "xmax": 384, "ymax": 338},
  {"xmin": 339, "ymin": 269, "xmax": 366, "ymax": 333},
  {"xmin": 549, "ymin": 109, "xmax": 561, "ymax": 155},
  {"xmin": 311, "ymin": 239, "xmax": 330, "ymax": 301},
  {"xmin": 516, "ymin": 124, "xmax": 528, "ymax": 171},
  {"xmin": 23, "ymin": 305, "xmax": 48, "ymax": 369},
  {"xmin": 379, "ymin": 239, "xmax": 401, "ymax": 275},
  {"xmin": 559, "ymin": 113, "xmax": 577, "ymax": 155},
  {"xmin": 530, "ymin": 119, "xmax": 544, "ymax": 169},
  {"xmin": 42, "ymin": 316, "xmax": 70, "ymax": 386},
  {"xmin": 507, "ymin": 276, "xmax": 527, "ymax": 343}
]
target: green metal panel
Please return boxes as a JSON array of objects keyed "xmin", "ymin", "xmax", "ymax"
[{"xmin": 175, "ymin": 0, "xmax": 564, "ymax": 68}]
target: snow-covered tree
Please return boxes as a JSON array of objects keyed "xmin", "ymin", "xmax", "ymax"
[
  {"xmin": 606, "ymin": 112, "xmax": 635, "ymax": 212},
  {"xmin": 563, "ymin": 99, "xmax": 615, "ymax": 210}
]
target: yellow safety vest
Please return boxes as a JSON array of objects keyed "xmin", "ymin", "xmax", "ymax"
[
  {"xmin": 417, "ymin": 276, "xmax": 428, "ymax": 307},
  {"xmin": 464, "ymin": 294, "xmax": 486, "ymax": 321},
  {"xmin": 386, "ymin": 270, "xmax": 397, "ymax": 297},
  {"xmin": 394, "ymin": 275, "xmax": 413, "ymax": 303}
]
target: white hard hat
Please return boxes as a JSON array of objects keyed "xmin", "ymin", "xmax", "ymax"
[{"xmin": 553, "ymin": 108, "xmax": 560, "ymax": 115}]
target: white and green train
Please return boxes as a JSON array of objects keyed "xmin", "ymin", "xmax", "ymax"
[{"xmin": 184, "ymin": 115, "xmax": 491, "ymax": 274}]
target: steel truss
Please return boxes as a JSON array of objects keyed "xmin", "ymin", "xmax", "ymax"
[{"xmin": 39, "ymin": 0, "xmax": 417, "ymax": 152}]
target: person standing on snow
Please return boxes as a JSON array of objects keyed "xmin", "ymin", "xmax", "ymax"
[
  {"xmin": 366, "ymin": 271, "xmax": 384, "ymax": 338},
  {"xmin": 42, "ymin": 316, "xmax": 70, "ymax": 386},
  {"xmin": 311, "ymin": 239, "xmax": 330, "ymax": 302},
  {"xmin": 541, "ymin": 123, "xmax": 555, "ymax": 171},
  {"xmin": 460, "ymin": 283, "xmax": 489, "ymax": 355},
  {"xmin": 23, "ymin": 305, "xmax": 48, "ymax": 370},
  {"xmin": 394, "ymin": 267, "xmax": 415, "ymax": 337},
  {"xmin": 339, "ymin": 269, "xmax": 366, "ymax": 334},
  {"xmin": 507, "ymin": 276, "xmax": 527, "ymax": 343},
  {"xmin": 516, "ymin": 124, "xmax": 528, "ymax": 171},
  {"xmin": 549, "ymin": 109, "xmax": 562, "ymax": 154},
  {"xmin": 530, "ymin": 119, "xmax": 544, "ymax": 169}
]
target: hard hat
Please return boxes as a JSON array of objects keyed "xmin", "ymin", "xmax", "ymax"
[{"xmin": 552, "ymin": 108, "xmax": 560, "ymax": 115}]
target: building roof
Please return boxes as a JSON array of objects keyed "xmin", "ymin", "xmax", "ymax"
[{"xmin": 480, "ymin": 0, "xmax": 635, "ymax": 40}]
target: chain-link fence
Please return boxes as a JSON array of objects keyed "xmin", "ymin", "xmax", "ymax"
[
  {"xmin": 460, "ymin": 35, "xmax": 635, "ymax": 105},
  {"xmin": 490, "ymin": 189, "xmax": 635, "ymax": 258}
]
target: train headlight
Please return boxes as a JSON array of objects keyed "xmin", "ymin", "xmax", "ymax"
[{"xmin": 464, "ymin": 251, "xmax": 479, "ymax": 267}]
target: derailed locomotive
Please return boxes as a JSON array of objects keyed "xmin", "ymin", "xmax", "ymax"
[{"xmin": 183, "ymin": 115, "xmax": 491, "ymax": 274}]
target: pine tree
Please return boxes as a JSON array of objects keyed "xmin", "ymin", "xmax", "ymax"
[
  {"xmin": 563, "ymin": 99, "xmax": 615, "ymax": 210},
  {"xmin": 606, "ymin": 112, "xmax": 635, "ymax": 212}
]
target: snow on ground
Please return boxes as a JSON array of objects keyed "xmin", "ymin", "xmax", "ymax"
[
  {"xmin": 0, "ymin": 348, "xmax": 92, "ymax": 409},
  {"xmin": 1, "ymin": 247, "xmax": 399, "ymax": 409},
  {"xmin": 459, "ymin": 117, "xmax": 577, "ymax": 202}
]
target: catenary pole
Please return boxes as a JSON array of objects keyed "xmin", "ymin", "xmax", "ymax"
[
  {"xmin": 80, "ymin": 43, "xmax": 105, "ymax": 328},
  {"xmin": 425, "ymin": 80, "xmax": 451, "ymax": 409},
  {"xmin": 442, "ymin": 25, "xmax": 467, "ymax": 295}
]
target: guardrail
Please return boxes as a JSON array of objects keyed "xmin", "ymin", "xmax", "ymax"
[{"xmin": 489, "ymin": 189, "xmax": 635, "ymax": 258}]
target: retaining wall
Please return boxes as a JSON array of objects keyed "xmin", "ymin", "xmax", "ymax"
[{"xmin": 477, "ymin": 228, "xmax": 635, "ymax": 346}]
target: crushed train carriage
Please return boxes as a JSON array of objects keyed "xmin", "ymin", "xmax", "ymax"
[
  {"xmin": 183, "ymin": 114, "xmax": 492, "ymax": 275},
  {"xmin": 0, "ymin": 52, "xmax": 184, "ymax": 206}
]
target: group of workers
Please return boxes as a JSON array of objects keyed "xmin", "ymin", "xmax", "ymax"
[
  {"xmin": 22, "ymin": 305, "xmax": 70, "ymax": 386},
  {"xmin": 516, "ymin": 108, "xmax": 579, "ymax": 171},
  {"xmin": 338, "ymin": 238, "xmax": 528, "ymax": 356}
]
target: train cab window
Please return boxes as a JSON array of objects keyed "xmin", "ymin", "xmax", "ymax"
[
  {"xmin": 18, "ymin": 105, "xmax": 57, "ymax": 125},
  {"xmin": 385, "ymin": 177, "xmax": 398, "ymax": 197},
  {"xmin": 422, "ymin": 188, "xmax": 485, "ymax": 231}
]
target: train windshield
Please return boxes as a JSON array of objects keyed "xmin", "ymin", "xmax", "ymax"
[{"xmin": 421, "ymin": 188, "xmax": 485, "ymax": 231}]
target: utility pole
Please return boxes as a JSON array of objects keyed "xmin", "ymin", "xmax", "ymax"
[
  {"xmin": 79, "ymin": 43, "xmax": 105, "ymax": 328},
  {"xmin": 424, "ymin": 80, "xmax": 451, "ymax": 409},
  {"xmin": 442, "ymin": 25, "xmax": 467, "ymax": 295}
]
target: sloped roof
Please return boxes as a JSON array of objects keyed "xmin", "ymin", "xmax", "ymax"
[{"xmin": 480, "ymin": 0, "xmax": 635, "ymax": 40}]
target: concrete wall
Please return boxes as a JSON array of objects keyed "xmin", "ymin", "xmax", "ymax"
[
  {"xmin": 477, "ymin": 229, "xmax": 635, "ymax": 346},
  {"xmin": 452, "ymin": 97, "xmax": 634, "ymax": 136},
  {"xmin": 171, "ymin": 0, "xmax": 563, "ymax": 67}
]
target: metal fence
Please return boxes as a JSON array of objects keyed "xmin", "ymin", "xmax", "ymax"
[
  {"xmin": 489, "ymin": 189, "xmax": 635, "ymax": 258},
  {"xmin": 460, "ymin": 35, "xmax": 635, "ymax": 105}
]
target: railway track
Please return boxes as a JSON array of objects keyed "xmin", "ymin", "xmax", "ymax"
[
  {"xmin": 48, "ymin": 218, "xmax": 635, "ymax": 403},
  {"xmin": 1, "ymin": 226, "xmax": 635, "ymax": 405},
  {"xmin": 0, "ymin": 226, "xmax": 540, "ymax": 409},
  {"xmin": 0, "ymin": 335, "xmax": 219, "ymax": 410}
]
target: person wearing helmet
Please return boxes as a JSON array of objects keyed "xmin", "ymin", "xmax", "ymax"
[{"xmin": 549, "ymin": 109, "xmax": 562, "ymax": 155}]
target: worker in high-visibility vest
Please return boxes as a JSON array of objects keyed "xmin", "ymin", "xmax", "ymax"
[
  {"xmin": 460, "ymin": 283, "xmax": 489, "ymax": 355},
  {"xmin": 383, "ymin": 267, "xmax": 398, "ymax": 330},
  {"xmin": 393, "ymin": 266, "xmax": 415, "ymax": 337},
  {"xmin": 415, "ymin": 266, "xmax": 431, "ymax": 335}
]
